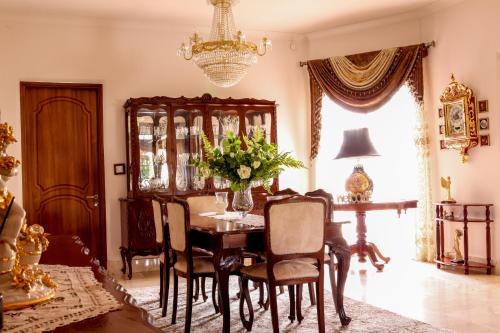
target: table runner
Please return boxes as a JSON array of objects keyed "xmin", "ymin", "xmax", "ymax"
[
  {"xmin": 202, "ymin": 212, "xmax": 264, "ymax": 228},
  {"xmin": 3, "ymin": 265, "xmax": 122, "ymax": 333}
]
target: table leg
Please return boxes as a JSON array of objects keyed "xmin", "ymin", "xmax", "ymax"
[
  {"xmin": 214, "ymin": 253, "xmax": 240, "ymax": 333},
  {"xmin": 329, "ymin": 238, "xmax": 352, "ymax": 326},
  {"xmin": 367, "ymin": 242, "xmax": 391, "ymax": 263},
  {"xmin": 354, "ymin": 212, "xmax": 368, "ymax": 263}
]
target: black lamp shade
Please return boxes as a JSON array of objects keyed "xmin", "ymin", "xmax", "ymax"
[{"xmin": 334, "ymin": 128, "xmax": 380, "ymax": 159}]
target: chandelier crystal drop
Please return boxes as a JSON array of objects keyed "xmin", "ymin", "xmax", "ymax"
[{"xmin": 178, "ymin": 0, "xmax": 271, "ymax": 88}]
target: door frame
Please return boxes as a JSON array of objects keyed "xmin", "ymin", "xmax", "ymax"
[{"xmin": 20, "ymin": 81, "xmax": 107, "ymax": 267}]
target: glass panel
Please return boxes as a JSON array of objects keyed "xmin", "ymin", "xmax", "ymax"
[
  {"xmin": 174, "ymin": 108, "xmax": 204, "ymax": 191},
  {"xmin": 137, "ymin": 108, "xmax": 169, "ymax": 192},
  {"xmin": 245, "ymin": 110, "xmax": 272, "ymax": 142},
  {"xmin": 211, "ymin": 110, "xmax": 239, "ymax": 189}
]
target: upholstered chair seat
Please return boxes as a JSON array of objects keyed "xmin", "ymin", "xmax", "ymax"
[
  {"xmin": 173, "ymin": 255, "xmax": 215, "ymax": 274},
  {"xmin": 296, "ymin": 253, "xmax": 331, "ymax": 265},
  {"xmin": 240, "ymin": 260, "xmax": 319, "ymax": 282}
]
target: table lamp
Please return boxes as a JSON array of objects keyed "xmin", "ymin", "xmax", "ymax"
[{"xmin": 334, "ymin": 128, "xmax": 380, "ymax": 203}]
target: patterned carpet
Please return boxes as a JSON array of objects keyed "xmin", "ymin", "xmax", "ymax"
[{"xmin": 127, "ymin": 277, "xmax": 453, "ymax": 333}]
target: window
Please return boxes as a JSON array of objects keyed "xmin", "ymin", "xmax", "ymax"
[{"xmin": 316, "ymin": 85, "xmax": 418, "ymax": 260}]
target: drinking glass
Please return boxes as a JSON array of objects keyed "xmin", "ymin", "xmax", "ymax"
[{"xmin": 215, "ymin": 192, "xmax": 228, "ymax": 214}]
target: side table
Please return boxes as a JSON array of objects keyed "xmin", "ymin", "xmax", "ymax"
[
  {"xmin": 333, "ymin": 200, "xmax": 418, "ymax": 271},
  {"xmin": 434, "ymin": 202, "xmax": 494, "ymax": 275}
]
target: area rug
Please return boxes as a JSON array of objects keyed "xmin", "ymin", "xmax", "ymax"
[{"xmin": 127, "ymin": 277, "xmax": 452, "ymax": 333}]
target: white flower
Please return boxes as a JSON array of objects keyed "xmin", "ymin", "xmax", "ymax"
[
  {"xmin": 230, "ymin": 152, "xmax": 235, "ymax": 158},
  {"xmin": 237, "ymin": 165, "xmax": 251, "ymax": 179},
  {"xmin": 252, "ymin": 160, "xmax": 261, "ymax": 169}
]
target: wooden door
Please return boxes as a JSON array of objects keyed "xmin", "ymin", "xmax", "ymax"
[{"xmin": 20, "ymin": 82, "xmax": 106, "ymax": 266}]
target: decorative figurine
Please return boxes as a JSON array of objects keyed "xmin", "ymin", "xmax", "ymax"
[
  {"xmin": 440, "ymin": 176, "xmax": 456, "ymax": 203},
  {"xmin": 0, "ymin": 121, "xmax": 56, "ymax": 310},
  {"xmin": 452, "ymin": 229, "xmax": 464, "ymax": 263}
]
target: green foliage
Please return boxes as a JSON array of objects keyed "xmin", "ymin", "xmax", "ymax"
[{"xmin": 191, "ymin": 128, "xmax": 305, "ymax": 193}]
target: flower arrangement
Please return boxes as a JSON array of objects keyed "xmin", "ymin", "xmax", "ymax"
[{"xmin": 192, "ymin": 128, "xmax": 305, "ymax": 193}]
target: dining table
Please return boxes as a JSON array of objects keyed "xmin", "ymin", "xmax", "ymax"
[{"xmin": 188, "ymin": 212, "xmax": 352, "ymax": 333}]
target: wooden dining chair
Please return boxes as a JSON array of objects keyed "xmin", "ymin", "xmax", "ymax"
[
  {"xmin": 239, "ymin": 195, "xmax": 327, "ymax": 333},
  {"xmin": 304, "ymin": 189, "xmax": 351, "ymax": 324},
  {"xmin": 185, "ymin": 194, "xmax": 219, "ymax": 302},
  {"xmin": 152, "ymin": 198, "xmax": 169, "ymax": 311},
  {"xmin": 166, "ymin": 197, "xmax": 219, "ymax": 332}
]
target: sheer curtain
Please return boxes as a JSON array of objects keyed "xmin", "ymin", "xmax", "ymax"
[{"xmin": 315, "ymin": 85, "xmax": 419, "ymax": 260}]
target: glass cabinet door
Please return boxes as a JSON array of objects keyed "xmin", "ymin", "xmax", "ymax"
[
  {"xmin": 210, "ymin": 109, "xmax": 240, "ymax": 189},
  {"xmin": 245, "ymin": 109, "xmax": 272, "ymax": 142},
  {"xmin": 136, "ymin": 108, "xmax": 169, "ymax": 192},
  {"xmin": 174, "ymin": 108, "xmax": 205, "ymax": 192}
]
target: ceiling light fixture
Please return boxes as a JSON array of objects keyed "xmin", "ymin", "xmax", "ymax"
[{"xmin": 178, "ymin": 0, "xmax": 271, "ymax": 88}]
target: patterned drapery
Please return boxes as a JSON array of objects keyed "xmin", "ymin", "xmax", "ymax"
[
  {"xmin": 307, "ymin": 43, "xmax": 427, "ymax": 159},
  {"xmin": 306, "ymin": 43, "xmax": 434, "ymax": 262}
]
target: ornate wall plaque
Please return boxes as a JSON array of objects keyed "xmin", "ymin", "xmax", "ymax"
[{"xmin": 440, "ymin": 74, "xmax": 478, "ymax": 163}]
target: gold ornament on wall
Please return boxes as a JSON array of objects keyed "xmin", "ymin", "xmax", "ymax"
[{"xmin": 440, "ymin": 74, "xmax": 479, "ymax": 163}]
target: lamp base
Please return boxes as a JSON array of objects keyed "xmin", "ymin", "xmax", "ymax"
[{"xmin": 345, "ymin": 163, "xmax": 374, "ymax": 202}]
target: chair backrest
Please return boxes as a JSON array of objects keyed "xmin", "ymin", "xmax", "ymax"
[
  {"xmin": 166, "ymin": 197, "xmax": 190, "ymax": 254},
  {"xmin": 264, "ymin": 195, "xmax": 326, "ymax": 259},
  {"xmin": 186, "ymin": 195, "xmax": 218, "ymax": 214},
  {"xmin": 266, "ymin": 188, "xmax": 300, "ymax": 202},
  {"xmin": 151, "ymin": 197, "xmax": 165, "ymax": 244},
  {"xmin": 305, "ymin": 189, "xmax": 334, "ymax": 223}
]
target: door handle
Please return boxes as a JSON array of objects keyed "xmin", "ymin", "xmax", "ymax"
[{"xmin": 86, "ymin": 194, "xmax": 99, "ymax": 207}]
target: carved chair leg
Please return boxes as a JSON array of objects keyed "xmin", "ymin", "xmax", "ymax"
[
  {"xmin": 308, "ymin": 282, "xmax": 316, "ymax": 306},
  {"xmin": 269, "ymin": 281, "xmax": 280, "ymax": 333},
  {"xmin": 185, "ymin": 276, "xmax": 193, "ymax": 333},
  {"xmin": 159, "ymin": 262, "xmax": 164, "ymax": 308},
  {"xmin": 239, "ymin": 277, "xmax": 254, "ymax": 331},
  {"xmin": 264, "ymin": 282, "xmax": 270, "ymax": 310},
  {"xmin": 287, "ymin": 285, "xmax": 295, "ymax": 322},
  {"xmin": 316, "ymin": 277, "xmax": 325, "ymax": 333},
  {"xmin": 211, "ymin": 277, "xmax": 220, "ymax": 314},
  {"xmin": 258, "ymin": 282, "xmax": 265, "ymax": 308},
  {"xmin": 162, "ymin": 263, "xmax": 169, "ymax": 317},
  {"xmin": 296, "ymin": 284, "xmax": 304, "ymax": 324},
  {"xmin": 194, "ymin": 277, "xmax": 200, "ymax": 302},
  {"xmin": 201, "ymin": 277, "xmax": 208, "ymax": 302},
  {"xmin": 171, "ymin": 272, "xmax": 178, "ymax": 324}
]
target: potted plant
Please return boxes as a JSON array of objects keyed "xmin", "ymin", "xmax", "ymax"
[{"xmin": 192, "ymin": 128, "xmax": 305, "ymax": 218}]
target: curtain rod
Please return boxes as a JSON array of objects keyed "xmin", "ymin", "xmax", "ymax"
[{"xmin": 299, "ymin": 40, "xmax": 436, "ymax": 67}]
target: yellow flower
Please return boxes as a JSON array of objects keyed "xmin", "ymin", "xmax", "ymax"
[{"xmin": 252, "ymin": 161, "xmax": 261, "ymax": 169}]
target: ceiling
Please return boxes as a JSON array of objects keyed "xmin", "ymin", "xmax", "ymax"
[{"xmin": 0, "ymin": 0, "xmax": 438, "ymax": 34}]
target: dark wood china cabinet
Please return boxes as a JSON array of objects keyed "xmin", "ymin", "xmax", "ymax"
[{"xmin": 119, "ymin": 93, "xmax": 277, "ymax": 278}]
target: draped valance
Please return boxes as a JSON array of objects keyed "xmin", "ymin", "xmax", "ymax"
[{"xmin": 306, "ymin": 43, "xmax": 428, "ymax": 159}]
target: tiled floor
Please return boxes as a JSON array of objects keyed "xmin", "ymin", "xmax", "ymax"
[{"xmin": 118, "ymin": 258, "xmax": 500, "ymax": 333}]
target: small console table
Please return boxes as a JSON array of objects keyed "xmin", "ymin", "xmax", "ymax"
[{"xmin": 434, "ymin": 202, "xmax": 494, "ymax": 275}]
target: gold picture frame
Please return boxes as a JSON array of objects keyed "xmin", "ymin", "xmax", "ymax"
[{"xmin": 440, "ymin": 74, "xmax": 478, "ymax": 163}]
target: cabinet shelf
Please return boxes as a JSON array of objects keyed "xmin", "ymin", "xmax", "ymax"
[
  {"xmin": 435, "ymin": 218, "xmax": 493, "ymax": 223},
  {"xmin": 435, "ymin": 257, "xmax": 494, "ymax": 270}
]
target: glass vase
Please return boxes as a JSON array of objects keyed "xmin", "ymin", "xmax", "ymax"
[{"xmin": 232, "ymin": 186, "xmax": 253, "ymax": 219}]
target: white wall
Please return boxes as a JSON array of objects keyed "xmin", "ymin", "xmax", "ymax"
[
  {"xmin": 307, "ymin": 0, "xmax": 500, "ymax": 264},
  {"xmin": 0, "ymin": 16, "xmax": 310, "ymax": 267}
]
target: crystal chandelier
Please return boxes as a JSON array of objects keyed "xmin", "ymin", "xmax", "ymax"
[{"xmin": 178, "ymin": 0, "xmax": 271, "ymax": 88}]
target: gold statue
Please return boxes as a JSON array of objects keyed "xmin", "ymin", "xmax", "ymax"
[
  {"xmin": 440, "ymin": 176, "xmax": 456, "ymax": 203},
  {"xmin": 0, "ymin": 121, "xmax": 56, "ymax": 310},
  {"xmin": 452, "ymin": 229, "xmax": 464, "ymax": 263}
]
